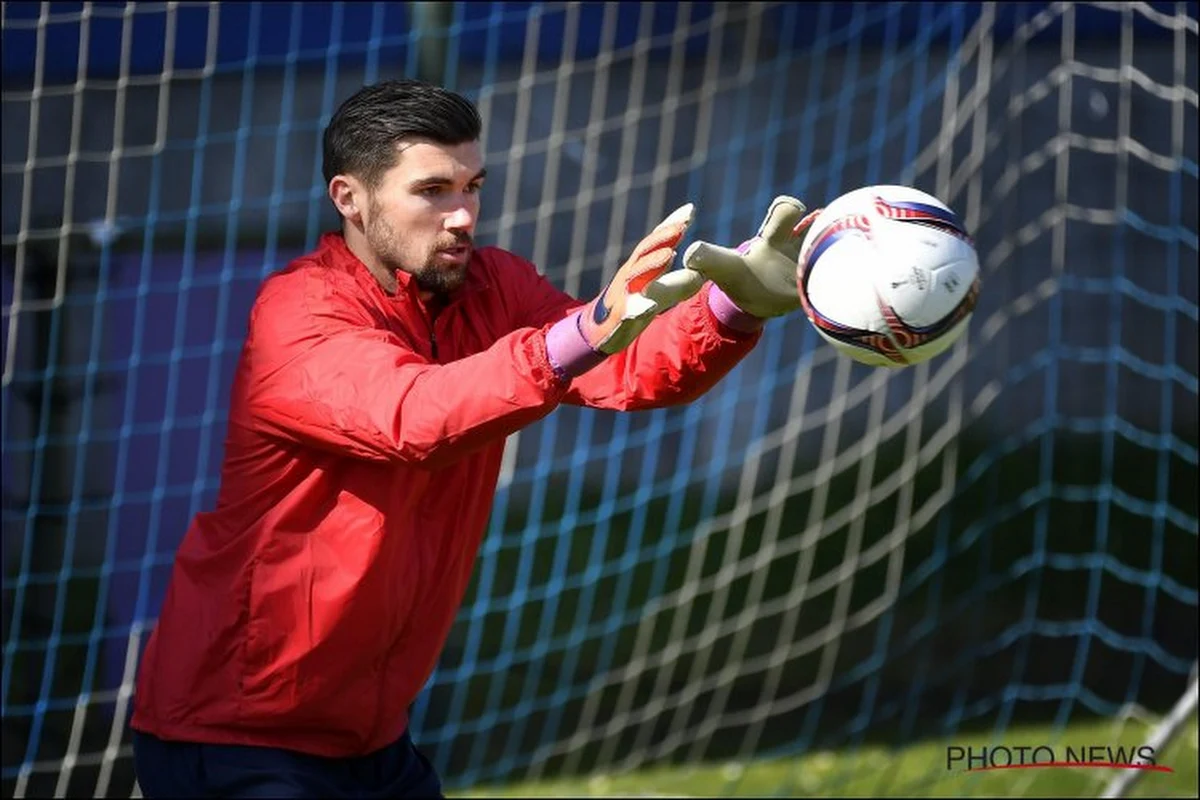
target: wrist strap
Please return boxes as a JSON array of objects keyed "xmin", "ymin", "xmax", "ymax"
[
  {"xmin": 546, "ymin": 311, "xmax": 608, "ymax": 380},
  {"xmin": 707, "ymin": 284, "xmax": 765, "ymax": 333}
]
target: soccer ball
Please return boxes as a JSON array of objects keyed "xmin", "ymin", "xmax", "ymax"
[{"xmin": 795, "ymin": 185, "xmax": 981, "ymax": 368}]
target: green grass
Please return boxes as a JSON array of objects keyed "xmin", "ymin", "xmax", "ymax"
[{"xmin": 456, "ymin": 715, "xmax": 1199, "ymax": 798}]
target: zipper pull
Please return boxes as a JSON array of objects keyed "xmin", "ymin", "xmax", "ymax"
[{"xmin": 430, "ymin": 331, "xmax": 439, "ymax": 361}]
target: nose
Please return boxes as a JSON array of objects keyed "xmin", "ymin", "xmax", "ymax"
[{"xmin": 445, "ymin": 201, "xmax": 475, "ymax": 232}]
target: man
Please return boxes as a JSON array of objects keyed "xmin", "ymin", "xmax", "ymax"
[{"xmin": 129, "ymin": 79, "xmax": 818, "ymax": 798}]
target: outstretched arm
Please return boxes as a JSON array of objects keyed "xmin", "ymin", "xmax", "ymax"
[
  {"xmin": 236, "ymin": 205, "xmax": 709, "ymax": 466},
  {"xmin": 519, "ymin": 272, "xmax": 765, "ymax": 411},
  {"xmin": 518, "ymin": 197, "xmax": 821, "ymax": 411}
]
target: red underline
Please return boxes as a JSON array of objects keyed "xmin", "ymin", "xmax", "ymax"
[{"xmin": 966, "ymin": 762, "xmax": 1174, "ymax": 773}]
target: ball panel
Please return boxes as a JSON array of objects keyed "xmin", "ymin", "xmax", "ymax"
[
  {"xmin": 896, "ymin": 312, "xmax": 973, "ymax": 364},
  {"xmin": 814, "ymin": 326, "xmax": 909, "ymax": 367},
  {"xmin": 875, "ymin": 244, "xmax": 978, "ymax": 328},
  {"xmin": 802, "ymin": 235, "xmax": 882, "ymax": 331},
  {"xmin": 878, "ymin": 275, "xmax": 980, "ymax": 343}
]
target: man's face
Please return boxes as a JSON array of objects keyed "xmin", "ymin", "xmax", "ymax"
[{"xmin": 361, "ymin": 139, "xmax": 486, "ymax": 297}]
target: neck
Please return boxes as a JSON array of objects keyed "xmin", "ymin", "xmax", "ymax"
[
  {"xmin": 341, "ymin": 226, "xmax": 445, "ymax": 306},
  {"xmin": 342, "ymin": 224, "xmax": 401, "ymax": 295}
]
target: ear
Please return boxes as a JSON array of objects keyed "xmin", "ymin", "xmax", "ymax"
[{"xmin": 329, "ymin": 175, "xmax": 365, "ymax": 225}]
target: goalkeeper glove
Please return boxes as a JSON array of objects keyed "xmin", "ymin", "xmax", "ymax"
[
  {"xmin": 546, "ymin": 203, "xmax": 705, "ymax": 379},
  {"xmin": 682, "ymin": 195, "xmax": 822, "ymax": 320}
]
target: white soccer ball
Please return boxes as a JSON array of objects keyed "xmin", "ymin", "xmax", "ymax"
[{"xmin": 795, "ymin": 185, "xmax": 981, "ymax": 368}]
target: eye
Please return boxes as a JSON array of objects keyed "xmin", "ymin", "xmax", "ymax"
[
  {"xmin": 418, "ymin": 185, "xmax": 443, "ymax": 198},
  {"xmin": 465, "ymin": 183, "xmax": 483, "ymax": 195}
]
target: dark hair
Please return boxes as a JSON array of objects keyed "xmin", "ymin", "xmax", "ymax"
[{"xmin": 322, "ymin": 79, "xmax": 482, "ymax": 188}]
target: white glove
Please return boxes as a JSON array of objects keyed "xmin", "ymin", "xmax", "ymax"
[{"xmin": 683, "ymin": 196, "xmax": 822, "ymax": 319}]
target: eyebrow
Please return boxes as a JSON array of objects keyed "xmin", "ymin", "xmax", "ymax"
[{"xmin": 409, "ymin": 168, "xmax": 488, "ymax": 189}]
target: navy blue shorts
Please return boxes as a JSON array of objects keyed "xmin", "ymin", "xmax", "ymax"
[{"xmin": 132, "ymin": 728, "xmax": 444, "ymax": 799}]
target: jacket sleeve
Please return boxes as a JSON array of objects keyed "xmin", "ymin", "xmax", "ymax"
[
  {"xmin": 235, "ymin": 269, "xmax": 568, "ymax": 467},
  {"xmin": 511, "ymin": 256, "xmax": 763, "ymax": 411}
]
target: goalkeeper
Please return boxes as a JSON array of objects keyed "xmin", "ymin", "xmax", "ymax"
[{"xmin": 129, "ymin": 78, "xmax": 819, "ymax": 799}]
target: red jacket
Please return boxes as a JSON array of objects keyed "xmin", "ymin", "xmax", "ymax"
[{"xmin": 130, "ymin": 232, "xmax": 761, "ymax": 758}]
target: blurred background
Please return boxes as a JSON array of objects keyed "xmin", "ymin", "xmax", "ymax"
[{"xmin": 1, "ymin": 2, "xmax": 1197, "ymax": 797}]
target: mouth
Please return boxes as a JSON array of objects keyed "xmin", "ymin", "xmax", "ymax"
[{"xmin": 436, "ymin": 245, "xmax": 471, "ymax": 264}]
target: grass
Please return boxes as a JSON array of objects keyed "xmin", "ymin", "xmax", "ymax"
[{"xmin": 456, "ymin": 714, "xmax": 1199, "ymax": 797}]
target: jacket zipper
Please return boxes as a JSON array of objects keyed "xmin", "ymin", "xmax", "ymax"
[
  {"xmin": 405, "ymin": 283, "xmax": 453, "ymax": 363},
  {"xmin": 412, "ymin": 295, "xmax": 439, "ymax": 362}
]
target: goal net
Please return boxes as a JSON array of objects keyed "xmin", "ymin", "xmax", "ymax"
[{"xmin": 2, "ymin": 2, "xmax": 1196, "ymax": 797}]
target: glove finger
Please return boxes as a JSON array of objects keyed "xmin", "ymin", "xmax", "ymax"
[
  {"xmin": 622, "ymin": 291, "xmax": 659, "ymax": 322},
  {"xmin": 792, "ymin": 208, "xmax": 823, "ymax": 239},
  {"xmin": 657, "ymin": 202, "xmax": 695, "ymax": 231},
  {"xmin": 625, "ymin": 247, "xmax": 677, "ymax": 294},
  {"xmin": 682, "ymin": 240, "xmax": 745, "ymax": 280},
  {"xmin": 758, "ymin": 195, "xmax": 808, "ymax": 250},
  {"xmin": 641, "ymin": 267, "xmax": 705, "ymax": 309},
  {"xmin": 631, "ymin": 203, "xmax": 695, "ymax": 259}
]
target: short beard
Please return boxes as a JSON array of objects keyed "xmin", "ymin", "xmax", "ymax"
[
  {"xmin": 366, "ymin": 199, "xmax": 471, "ymax": 299},
  {"xmin": 412, "ymin": 261, "xmax": 469, "ymax": 297}
]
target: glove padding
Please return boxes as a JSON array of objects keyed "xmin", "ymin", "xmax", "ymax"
[
  {"xmin": 579, "ymin": 203, "xmax": 705, "ymax": 354},
  {"xmin": 682, "ymin": 195, "xmax": 822, "ymax": 319}
]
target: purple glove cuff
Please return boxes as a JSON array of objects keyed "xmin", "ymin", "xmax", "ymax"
[
  {"xmin": 546, "ymin": 311, "xmax": 608, "ymax": 380},
  {"xmin": 707, "ymin": 284, "xmax": 765, "ymax": 333}
]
